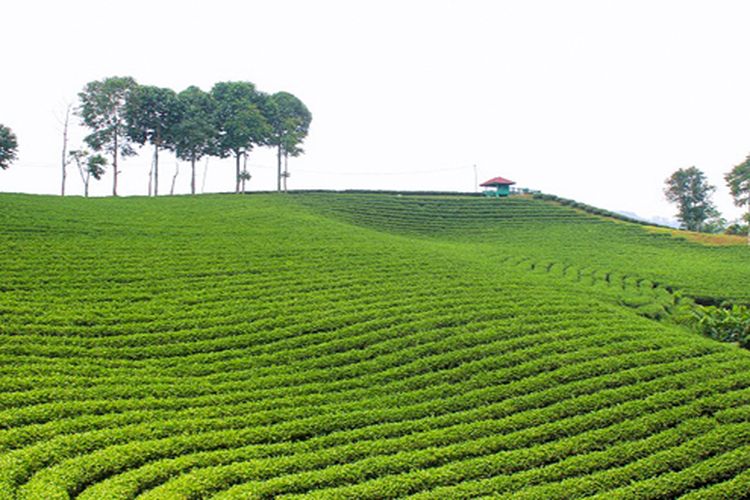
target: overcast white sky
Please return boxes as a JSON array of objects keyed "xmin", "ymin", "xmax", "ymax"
[{"xmin": 2, "ymin": 0, "xmax": 750, "ymax": 221}]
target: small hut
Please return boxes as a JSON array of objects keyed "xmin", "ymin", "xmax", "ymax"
[{"xmin": 480, "ymin": 176, "xmax": 516, "ymax": 197}]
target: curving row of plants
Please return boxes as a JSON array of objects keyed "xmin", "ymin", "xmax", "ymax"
[{"xmin": 0, "ymin": 192, "xmax": 750, "ymax": 497}]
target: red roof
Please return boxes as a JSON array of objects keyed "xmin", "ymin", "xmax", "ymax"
[{"xmin": 480, "ymin": 176, "xmax": 516, "ymax": 187}]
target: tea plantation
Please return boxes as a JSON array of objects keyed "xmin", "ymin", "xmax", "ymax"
[{"xmin": 1, "ymin": 192, "xmax": 750, "ymax": 499}]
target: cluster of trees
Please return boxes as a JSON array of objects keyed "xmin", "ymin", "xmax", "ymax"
[
  {"xmin": 664, "ymin": 158, "xmax": 750, "ymax": 243},
  {"xmin": 71, "ymin": 76, "xmax": 311, "ymax": 196}
]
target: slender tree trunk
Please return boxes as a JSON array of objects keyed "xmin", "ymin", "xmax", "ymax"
[
  {"xmin": 283, "ymin": 152, "xmax": 289, "ymax": 192},
  {"xmin": 170, "ymin": 160, "xmax": 179, "ymax": 196},
  {"xmin": 235, "ymin": 152, "xmax": 241, "ymax": 193},
  {"xmin": 112, "ymin": 134, "xmax": 119, "ymax": 196},
  {"xmin": 191, "ymin": 153, "xmax": 196, "ymax": 195},
  {"xmin": 154, "ymin": 145, "xmax": 160, "ymax": 196},
  {"xmin": 277, "ymin": 144, "xmax": 282, "ymax": 192},
  {"xmin": 77, "ymin": 160, "xmax": 88, "ymax": 198},
  {"xmin": 60, "ymin": 105, "xmax": 70, "ymax": 196},
  {"xmin": 148, "ymin": 152, "xmax": 154, "ymax": 196},
  {"xmin": 747, "ymin": 206, "xmax": 750, "ymax": 246},
  {"xmin": 202, "ymin": 157, "xmax": 209, "ymax": 193}
]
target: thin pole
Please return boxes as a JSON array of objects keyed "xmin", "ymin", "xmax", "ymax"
[{"xmin": 473, "ymin": 164, "xmax": 478, "ymax": 193}]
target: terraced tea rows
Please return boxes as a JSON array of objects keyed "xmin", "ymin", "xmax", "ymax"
[
  {"xmin": 294, "ymin": 193, "xmax": 750, "ymax": 303},
  {"xmin": 0, "ymin": 192, "xmax": 749, "ymax": 498}
]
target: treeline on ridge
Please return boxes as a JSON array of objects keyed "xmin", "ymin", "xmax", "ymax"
[{"xmin": 75, "ymin": 76, "xmax": 312, "ymax": 196}]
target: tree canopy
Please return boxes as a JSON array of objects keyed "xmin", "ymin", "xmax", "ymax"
[
  {"xmin": 726, "ymin": 155, "xmax": 750, "ymax": 211},
  {"xmin": 76, "ymin": 76, "xmax": 138, "ymax": 196},
  {"xmin": 211, "ymin": 81, "xmax": 271, "ymax": 193},
  {"xmin": 69, "ymin": 149, "xmax": 107, "ymax": 198},
  {"xmin": 267, "ymin": 92, "xmax": 312, "ymax": 191},
  {"xmin": 0, "ymin": 124, "xmax": 18, "ymax": 170},
  {"xmin": 173, "ymin": 87, "xmax": 216, "ymax": 195},
  {"xmin": 125, "ymin": 85, "xmax": 182, "ymax": 196},
  {"xmin": 725, "ymin": 154, "xmax": 750, "ymax": 244},
  {"xmin": 664, "ymin": 166, "xmax": 720, "ymax": 232}
]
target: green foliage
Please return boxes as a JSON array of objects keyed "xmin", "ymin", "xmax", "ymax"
[
  {"xmin": 664, "ymin": 166, "xmax": 720, "ymax": 232},
  {"xmin": 76, "ymin": 76, "xmax": 137, "ymax": 156},
  {"xmin": 0, "ymin": 192, "xmax": 749, "ymax": 497},
  {"xmin": 690, "ymin": 304, "xmax": 750, "ymax": 345},
  {"xmin": 726, "ymin": 154, "xmax": 750, "ymax": 209},
  {"xmin": 173, "ymin": 87, "xmax": 215, "ymax": 160},
  {"xmin": 211, "ymin": 81, "xmax": 271, "ymax": 193},
  {"xmin": 0, "ymin": 124, "xmax": 18, "ymax": 170},
  {"xmin": 124, "ymin": 85, "xmax": 182, "ymax": 151},
  {"xmin": 76, "ymin": 76, "xmax": 138, "ymax": 195},
  {"xmin": 211, "ymin": 81, "xmax": 270, "ymax": 157},
  {"xmin": 68, "ymin": 150, "xmax": 107, "ymax": 197},
  {"xmin": 267, "ymin": 91, "xmax": 312, "ymax": 189}
]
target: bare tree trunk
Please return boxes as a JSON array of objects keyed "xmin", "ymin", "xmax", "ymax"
[
  {"xmin": 76, "ymin": 160, "xmax": 89, "ymax": 198},
  {"xmin": 191, "ymin": 153, "xmax": 196, "ymax": 195},
  {"xmin": 283, "ymin": 152, "xmax": 289, "ymax": 192},
  {"xmin": 277, "ymin": 144, "xmax": 282, "ymax": 192},
  {"xmin": 148, "ymin": 154, "xmax": 154, "ymax": 197},
  {"xmin": 235, "ymin": 152, "xmax": 241, "ymax": 193},
  {"xmin": 154, "ymin": 145, "xmax": 159, "ymax": 196},
  {"xmin": 242, "ymin": 152, "xmax": 248, "ymax": 193},
  {"xmin": 112, "ymin": 134, "xmax": 119, "ymax": 196},
  {"xmin": 60, "ymin": 105, "xmax": 70, "ymax": 196},
  {"xmin": 170, "ymin": 160, "xmax": 179, "ymax": 196},
  {"xmin": 747, "ymin": 206, "xmax": 750, "ymax": 246},
  {"xmin": 201, "ymin": 157, "xmax": 209, "ymax": 193}
]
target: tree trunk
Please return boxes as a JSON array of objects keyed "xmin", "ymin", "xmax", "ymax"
[
  {"xmin": 112, "ymin": 134, "xmax": 119, "ymax": 196},
  {"xmin": 283, "ymin": 152, "xmax": 289, "ymax": 192},
  {"xmin": 61, "ymin": 105, "xmax": 70, "ymax": 196},
  {"xmin": 202, "ymin": 157, "xmax": 209, "ymax": 193},
  {"xmin": 84, "ymin": 173, "xmax": 90, "ymax": 198},
  {"xmin": 747, "ymin": 206, "xmax": 750, "ymax": 246},
  {"xmin": 277, "ymin": 144, "xmax": 282, "ymax": 192},
  {"xmin": 235, "ymin": 152, "xmax": 241, "ymax": 193},
  {"xmin": 170, "ymin": 160, "xmax": 179, "ymax": 195},
  {"xmin": 154, "ymin": 145, "xmax": 159, "ymax": 196},
  {"xmin": 148, "ymin": 155, "xmax": 153, "ymax": 196},
  {"xmin": 191, "ymin": 153, "xmax": 196, "ymax": 195}
]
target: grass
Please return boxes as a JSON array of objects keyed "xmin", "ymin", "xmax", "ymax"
[{"xmin": 0, "ymin": 191, "xmax": 749, "ymax": 498}]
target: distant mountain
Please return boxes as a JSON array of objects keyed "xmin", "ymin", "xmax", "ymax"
[{"xmin": 615, "ymin": 210, "xmax": 681, "ymax": 229}]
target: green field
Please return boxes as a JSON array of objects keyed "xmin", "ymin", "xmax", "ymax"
[{"xmin": 1, "ymin": 192, "xmax": 750, "ymax": 499}]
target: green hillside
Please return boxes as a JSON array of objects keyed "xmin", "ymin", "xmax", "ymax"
[{"xmin": 1, "ymin": 192, "xmax": 750, "ymax": 498}]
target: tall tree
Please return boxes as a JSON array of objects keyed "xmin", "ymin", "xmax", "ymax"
[
  {"xmin": 69, "ymin": 149, "xmax": 107, "ymax": 198},
  {"xmin": 664, "ymin": 166, "xmax": 719, "ymax": 232},
  {"xmin": 267, "ymin": 92, "xmax": 311, "ymax": 192},
  {"xmin": 211, "ymin": 81, "xmax": 270, "ymax": 193},
  {"xmin": 59, "ymin": 104, "xmax": 72, "ymax": 196},
  {"xmin": 0, "ymin": 124, "xmax": 18, "ymax": 171},
  {"xmin": 77, "ymin": 76, "xmax": 137, "ymax": 196},
  {"xmin": 725, "ymin": 154, "xmax": 750, "ymax": 245},
  {"xmin": 125, "ymin": 85, "xmax": 182, "ymax": 196},
  {"xmin": 174, "ymin": 86, "xmax": 216, "ymax": 195}
]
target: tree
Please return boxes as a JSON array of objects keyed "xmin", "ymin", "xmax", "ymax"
[
  {"xmin": 69, "ymin": 149, "xmax": 107, "ymax": 197},
  {"xmin": 0, "ymin": 124, "xmax": 18, "ymax": 170},
  {"xmin": 125, "ymin": 85, "xmax": 182, "ymax": 196},
  {"xmin": 58, "ymin": 104, "xmax": 72, "ymax": 196},
  {"xmin": 725, "ymin": 154, "xmax": 750, "ymax": 245},
  {"xmin": 664, "ymin": 167, "xmax": 720, "ymax": 232},
  {"xmin": 174, "ymin": 86, "xmax": 216, "ymax": 195},
  {"xmin": 76, "ymin": 76, "xmax": 137, "ymax": 196},
  {"xmin": 211, "ymin": 81, "xmax": 270, "ymax": 193},
  {"xmin": 267, "ymin": 92, "xmax": 311, "ymax": 192}
]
